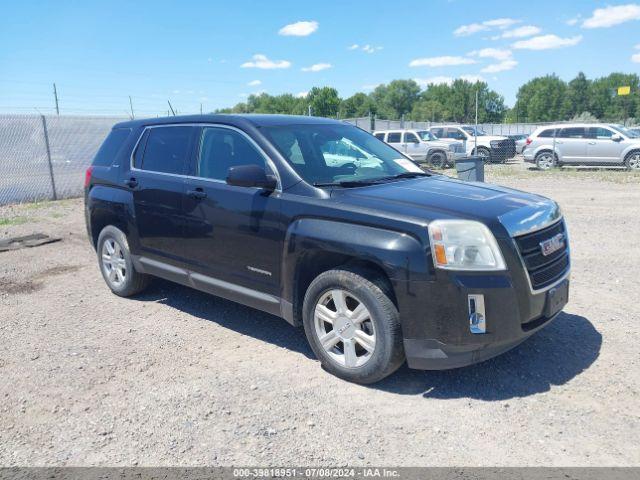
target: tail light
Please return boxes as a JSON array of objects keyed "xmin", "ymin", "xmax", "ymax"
[
  {"xmin": 84, "ymin": 166, "xmax": 94, "ymax": 188},
  {"xmin": 525, "ymin": 137, "xmax": 532, "ymax": 145}
]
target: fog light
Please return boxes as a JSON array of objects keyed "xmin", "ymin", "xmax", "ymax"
[{"xmin": 468, "ymin": 294, "xmax": 486, "ymax": 334}]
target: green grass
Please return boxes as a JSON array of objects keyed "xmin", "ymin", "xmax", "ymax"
[{"xmin": 0, "ymin": 216, "xmax": 30, "ymax": 226}]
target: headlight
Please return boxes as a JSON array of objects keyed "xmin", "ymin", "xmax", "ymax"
[{"xmin": 428, "ymin": 220, "xmax": 506, "ymax": 271}]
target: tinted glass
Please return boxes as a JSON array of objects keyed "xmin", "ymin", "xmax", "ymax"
[
  {"xmin": 132, "ymin": 129, "xmax": 149, "ymax": 169},
  {"xmin": 587, "ymin": 127, "xmax": 613, "ymax": 139},
  {"xmin": 430, "ymin": 128, "xmax": 444, "ymax": 137},
  {"xmin": 93, "ymin": 128, "xmax": 131, "ymax": 167},
  {"xmin": 446, "ymin": 128, "xmax": 466, "ymax": 140},
  {"xmin": 558, "ymin": 127, "xmax": 585, "ymax": 139},
  {"xmin": 141, "ymin": 127, "xmax": 192, "ymax": 174},
  {"xmin": 374, "ymin": 133, "xmax": 385, "ymax": 140},
  {"xmin": 404, "ymin": 132, "xmax": 419, "ymax": 143},
  {"xmin": 197, "ymin": 127, "xmax": 266, "ymax": 180},
  {"xmin": 538, "ymin": 129, "xmax": 557, "ymax": 138},
  {"xmin": 263, "ymin": 124, "xmax": 420, "ymax": 185},
  {"xmin": 387, "ymin": 132, "xmax": 401, "ymax": 143}
]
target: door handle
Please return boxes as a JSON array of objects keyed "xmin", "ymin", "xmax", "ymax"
[
  {"xmin": 588, "ymin": 142, "xmax": 596, "ymax": 145},
  {"xmin": 187, "ymin": 188, "xmax": 207, "ymax": 199},
  {"xmin": 124, "ymin": 177, "xmax": 138, "ymax": 188}
]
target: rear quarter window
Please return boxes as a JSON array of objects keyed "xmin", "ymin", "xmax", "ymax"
[{"xmin": 92, "ymin": 128, "xmax": 131, "ymax": 166}]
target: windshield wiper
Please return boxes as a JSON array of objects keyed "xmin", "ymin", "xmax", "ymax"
[{"xmin": 313, "ymin": 179, "xmax": 379, "ymax": 187}]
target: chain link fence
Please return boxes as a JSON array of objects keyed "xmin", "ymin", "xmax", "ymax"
[{"xmin": 0, "ymin": 114, "xmax": 127, "ymax": 205}]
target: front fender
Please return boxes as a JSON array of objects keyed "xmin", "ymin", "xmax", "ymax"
[{"xmin": 280, "ymin": 217, "xmax": 431, "ymax": 311}]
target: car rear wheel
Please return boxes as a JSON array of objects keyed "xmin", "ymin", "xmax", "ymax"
[
  {"xmin": 625, "ymin": 152, "xmax": 640, "ymax": 171},
  {"xmin": 97, "ymin": 226, "xmax": 150, "ymax": 297},
  {"xmin": 302, "ymin": 267, "xmax": 405, "ymax": 384},
  {"xmin": 429, "ymin": 151, "xmax": 446, "ymax": 169},
  {"xmin": 535, "ymin": 151, "xmax": 556, "ymax": 170}
]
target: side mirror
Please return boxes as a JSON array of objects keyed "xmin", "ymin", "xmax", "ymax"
[
  {"xmin": 226, "ymin": 164, "xmax": 277, "ymax": 191},
  {"xmin": 611, "ymin": 133, "xmax": 623, "ymax": 142}
]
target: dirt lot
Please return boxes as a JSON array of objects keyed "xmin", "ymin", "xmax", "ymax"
[{"xmin": 1, "ymin": 161, "xmax": 639, "ymax": 466}]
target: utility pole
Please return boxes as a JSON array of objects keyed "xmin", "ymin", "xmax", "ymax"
[
  {"xmin": 167, "ymin": 100, "xmax": 176, "ymax": 116},
  {"xmin": 53, "ymin": 83, "xmax": 60, "ymax": 115},
  {"xmin": 474, "ymin": 89, "xmax": 478, "ymax": 154},
  {"xmin": 308, "ymin": 105, "xmax": 311, "ymax": 116},
  {"xmin": 129, "ymin": 96, "xmax": 134, "ymax": 119}
]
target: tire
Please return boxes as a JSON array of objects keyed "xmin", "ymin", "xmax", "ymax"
[
  {"xmin": 474, "ymin": 147, "xmax": 491, "ymax": 163},
  {"xmin": 624, "ymin": 151, "xmax": 640, "ymax": 171},
  {"xmin": 97, "ymin": 225, "xmax": 150, "ymax": 297},
  {"xmin": 428, "ymin": 151, "xmax": 446, "ymax": 169},
  {"xmin": 302, "ymin": 267, "xmax": 405, "ymax": 384},
  {"xmin": 535, "ymin": 151, "xmax": 556, "ymax": 171}
]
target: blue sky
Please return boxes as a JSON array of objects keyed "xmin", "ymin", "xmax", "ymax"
[{"xmin": 1, "ymin": 0, "xmax": 639, "ymax": 116}]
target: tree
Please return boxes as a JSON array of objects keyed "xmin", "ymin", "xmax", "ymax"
[
  {"xmin": 589, "ymin": 73, "xmax": 639, "ymax": 121},
  {"xmin": 418, "ymin": 80, "xmax": 505, "ymax": 123},
  {"xmin": 307, "ymin": 87, "xmax": 341, "ymax": 117},
  {"xmin": 370, "ymin": 80, "xmax": 420, "ymax": 118},
  {"xmin": 514, "ymin": 75, "xmax": 569, "ymax": 122},
  {"xmin": 566, "ymin": 72, "xmax": 591, "ymax": 118},
  {"xmin": 339, "ymin": 92, "xmax": 373, "ymax": 118}
]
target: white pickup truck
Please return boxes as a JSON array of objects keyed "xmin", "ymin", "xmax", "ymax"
[
  {"xmin": 374, "ymin": 129, "xmax": 465, "ymax": 168},
  {"xmin": 428, "ymin": 125, "xmax": 516, "ymax": 163}
]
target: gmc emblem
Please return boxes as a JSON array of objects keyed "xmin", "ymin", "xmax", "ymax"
[{"xmin": 540, "ymin": 233, "xmax": 565, "ymax": 257}]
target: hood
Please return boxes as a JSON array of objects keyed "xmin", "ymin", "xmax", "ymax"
[
  {"xmin": 424, "ymin": 140, "xmax": 453, "ymax": 148},
  {"xmin": 330, "ymin": 175, "xmax": 559, "ymax": 238},
  {"xmin": 479, "ymin": 135, "xmax": 509, "ymax": 142}
]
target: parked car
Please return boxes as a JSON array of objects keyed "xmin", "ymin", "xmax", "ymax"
[
  {"xmin": 373, "ymin": 129, "xmax": 465, "ymax": 168},
  {"xmin": 85, "ymin": 114, "xmax": 570, "ymax": 384},
  {"xmin": 429, "ymin": 125, "xmax": 516, "ymax": 163},
  {"xmin": 507, "ymin": 134, "xmax": 529, "ymax": 154},
  {"xmin": 523, "ymin": 123, "xmax": 640, "ymax": 170},
  {"xmin": 627, "ymin": 126, "xmax": 640, "ymax": 137}
]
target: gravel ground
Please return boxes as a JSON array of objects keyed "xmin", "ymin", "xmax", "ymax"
[{"xmin": 1, "ymin": 161, "xmax": 639, "ymax": 466}]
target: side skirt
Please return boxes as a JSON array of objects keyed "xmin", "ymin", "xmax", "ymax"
[{"xmin": 132, "ymin": 255, "xmax": 296, "ymax": 325}]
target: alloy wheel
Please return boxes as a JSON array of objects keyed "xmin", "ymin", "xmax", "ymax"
[
  {"xmin": 313, "ymin": 289, "xmax": 376, "ymax": 369},
  {"xmin": 537, "ymin": 153, "xmax": 555, "ymax": 170},
  {"xmin": 628, "ymin": 153, "xmax": 640, "ymax": 170},
  {"xmin": 101, "ymin": 238, "xmax": 127, "ymax": 287}
]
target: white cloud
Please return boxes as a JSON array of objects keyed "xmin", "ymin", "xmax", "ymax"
[
  {"xmin": 361, "ymin": 83, "xmax": 381, "ymax": 91},
  {"xmin": 241, "ymin": 54, "xmax": 291, "ymax": 69},
  {"xmin": 414, "ymin": 75, "xmax": 485, "ymax": 87},
  {"xmin": 247, "ymin": 80, "xmax": 261, "ymax": 86},
  {"xmin": 582, "ymin": 4, "xmax": 640, "ymax": 28},
  {"xmin": 501, "ymin": 25, "xmax": 541, "ymax": 38},
  {"xmin": 278, "ymin": 20, "xmax": 319, "ymax": 36},
  {"xmin": 296, "ymin": 91, "xmax": 309, "ymax": 98},
  {"xmin": 349, "ymin": 44, "xmax": 383, "ymax": 53},
  {"xmin": 636, "ymin": 43, "xmax": 640, "ymax": 49},
  {"xmin": 454, "ymin": 18, "xmax": 519, "ymax": 36},
  {"xmin": 409, "ymin": 56, "xmax": 477, "ymax": 67},
  {"xmin": 566, "ymin": 15, "xmax": 581, "ymax": 26},
  {"xmin": 512, "ymin": 34, "xmax": 583, "ymax": 50},
  {"xmin": 481, "ymin": 59, "xmax": 518, "ymax": 73},
  {"xmin": 301, "ymin": 63, "xmax": 332, "ymax": 72},
  {"xmin": 632, "ymin": 53, "xmax": 640, "ymax": 63},
  {"xmin": 470, "ymin": 48, "xmax": 513, "ymax": 60}
]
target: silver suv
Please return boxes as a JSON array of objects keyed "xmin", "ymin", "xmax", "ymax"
[
  {"xmin": 524, "ymin": 123, "xmax": 640, "ymax": 170},
  {"xmin": 374, "ymin": 129, "xmax": 465, "ymax": 168}
]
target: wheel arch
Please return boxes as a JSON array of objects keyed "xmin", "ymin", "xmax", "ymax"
[
  {"xmin": 281, "ymin": 218, "xmax": 429, "ymax": 326},
  {"xmin": 86, "ymin": 185, "xmax": 135, "ymax": 249}
]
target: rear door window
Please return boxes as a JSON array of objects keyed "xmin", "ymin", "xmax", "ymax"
[
  {"xmin": 93, "ymin": 128, "xmax": 131, "ymax": 166},
  {"xmin": 139, "ymin": 126, "xmax": 193, "ymax": 174},
  {"xmin": 387, "ymin": 132, "xmax": 401, "ymax": 143},
  {"xmin": 538, "ymin": 129, "xmax": 557, "ymax": 138},
  {"xmin": 430, "ymin": 128, "xmax": 444, "ymax": 138},
  {"xmin": 374, "ymin": 133, "xmax": 386, "ymax": 141},
  {"xmin": 558, "ymin": 127, "xmax": 586, "ymax": 139}
]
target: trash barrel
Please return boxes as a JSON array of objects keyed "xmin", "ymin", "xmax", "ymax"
[{"xmin": 455, "ymin": 157, "xmax": 485, "ymax": 182}]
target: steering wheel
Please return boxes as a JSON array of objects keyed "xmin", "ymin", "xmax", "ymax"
[{"xmin": 339, "ymin": 162, "xmax": 358, "ymax": 174}]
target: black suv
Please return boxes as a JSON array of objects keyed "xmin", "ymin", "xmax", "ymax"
[{"xmin": 85, "ymin": 115, "xmax": 570, "ymax": 384}]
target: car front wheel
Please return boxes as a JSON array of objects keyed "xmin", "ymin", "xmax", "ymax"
[{"xmin": 302, "ymin": 267, "xmax": 405, "ymax": 384}]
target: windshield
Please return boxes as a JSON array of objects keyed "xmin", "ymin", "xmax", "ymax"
[
  {"xmin": 610, "ymin": 124, "xmax": 640, "ymax": 139},
  {"xmin": 417, "ymin": 130, "xmax": 437, "ymax": 141},
  {"xmin": 461, "ymin": 126, "xmax": 487, "ymax": 137},
  {"xmin": 263, "ymin": 124, "xmax": 424, "ymax": 186}
]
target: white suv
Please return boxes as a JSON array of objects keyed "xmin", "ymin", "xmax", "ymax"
[
  {"xmin": 428, "ymin": 125, "xmax": 516, "ymax": 163},
  {"xmin": 523, "ymin": 123, "xmax": 640, "ymax": 170},
  {"xmin": 373, "ymin": 129, "xmax": 465, "ymax": 168}
]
